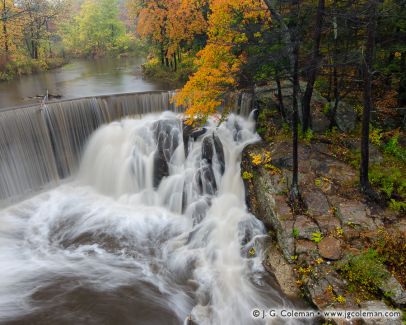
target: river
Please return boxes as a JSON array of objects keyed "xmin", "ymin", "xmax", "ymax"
[{"xmin": 0, "ymin": 56, "xmax": 174, "ymax": 109}]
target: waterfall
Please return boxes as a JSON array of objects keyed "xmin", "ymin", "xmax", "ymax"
[
  {"xmin": 0, "ymin": 91, "xmax": 180, "ymax": 204},
  {"xmin": 0, "ymin": 91, "xmax": 253, "ymax": 205},
  {"xmin": 0, "ymin": 111, "xmax": 305, "ymax": 325}
]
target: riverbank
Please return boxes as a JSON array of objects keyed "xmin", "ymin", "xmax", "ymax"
[
  {"xmin": 141, "ymin": 55, "xmax": 196, "ymax": 85},
  {"xmin": 0, "ymin": 57, "xmax": 68, "ymax": 82},
  {"xmin": 240, "ymin": 85, "xmax": 406, "ymax": 324}
]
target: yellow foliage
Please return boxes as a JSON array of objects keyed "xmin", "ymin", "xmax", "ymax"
[
  {"xmin": 249, "ymin": 151, "xmax": 272, "ymax": 166},
  {"xmin": 174, "ymin": 0, "xmax": 271, "ymax": 125}
]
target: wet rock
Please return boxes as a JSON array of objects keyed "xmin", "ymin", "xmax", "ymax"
[
  {"xmin": 334, "ymin": 101, "xmax": 357, "ymax": 133},
  {"xmin": 294, "ymin": 215, "xmax": 320, "ymax": 240},
  {"xmin": 305, "ymin": 273, "xmax": 335, "ymax": 309},
  {"xmin": 256, "ymin": 88, "xmax": 279, "ymax": 111},
  {"xmin": 303, "ymin": 190, "xmax": 331, "ymax": 217},
  {"xmin": 273, "ymin": 196, "xmax": 296, "ymax": 260},
  {"xmin": 378, "ymin": 275, "xmax": 406, "ymax": 308},
  {"xmin": 202, "ymin": 136, "xmax": 214, "ymax": 164},
  {"xmin": 264, "ymin": 244, "xmax": 301, "ymax": 298},
  {"xmin": 191, "ymin": 128, "xmax": 207, "ymax": 140},
  {"xmin": 295, "ymin": 239, "xmax": 317, "ymax": 255},
  {"xmin": 153, "ymin": 151, "xmax": 169, "ymax": 188},
  {"xmin": 360, "ymin": 301, "xmax": 403, "ymax": 325},
  {"xmin": 273, "ymin": 156, "xmax": 293, "ymax": 169},
  {"xmin": 318, "ymin": 236, "xmax": 342, "ymax": 260},
  {"xmin": 213, "ymin": 134, "xmax": 225, "ymax": 175},
  {"xmin": 153, "ymin": 119, "xmax": 180, "ymax": 187},
  {"xmin": 369, "ymin": 145, "xmax": 384, "ymax": 164},
  {"xmin": 312, "ymin": 114, "xmax": 330, "ymax": 133},
  {"xmin": 336, "ymin": 201, "xmax": 376, "ymax": 231},
  {"xmin": 305, "ymin": 266, "xmax": 348, "ymax": 310},
  {"xmin": 196, "ymin": 165, "xmax": 217, "ymax": 196},
  {"xmin": 201, "ymin": 133, "xmax": 225, "ymax": 175},
  {"xmin": 233, "ymin": 120, "xmax": 243, "ymax": 142},
  {"xmin": 245, "ymin": 160, "xmax": 296, "ymax": 260},
  {"xmin": 315, "ymin": 215, "xmax": 341, "ymax": 233},
  {"xmin": 325, "ymin": 160, "xmax": 357, "ymax": 185},
  {"xmin": 183, "ymin": 127, "xmax": 207, "ymax": 157}
]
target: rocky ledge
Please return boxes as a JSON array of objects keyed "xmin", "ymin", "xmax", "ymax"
[{"xmin": 242, "ymin": 140, "xmax": 405, "ymax": 324}]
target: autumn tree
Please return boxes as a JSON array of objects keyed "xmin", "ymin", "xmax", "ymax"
[
  {"xmin": 17, "ymin": 0, "xmax": 65, "ymax": 59},
  {"xmin": 174, "ymin": 0, "xmax": 271, "ymax": 124},
  {"xmin": 129, "ymin": 0, "xmax": 208, "ymax": 70},
  {"xmin": 0, "ymin": 0, "xmax": 24, "ymax": 61}
]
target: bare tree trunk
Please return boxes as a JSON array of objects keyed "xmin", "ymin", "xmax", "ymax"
[
  {"xmin": 360, "ymin": 0, "xmax": 378, "ymax": 194},
  {"xmin": 399, "ymin": 52, "xmax": 406, "ymax": 106},
  {"xmin": 263, "ymin": 0, "xmax": 300, "ymax": 202},
  {"xmin": 302, "ymin": 0, "xmax": 325, "ymax": 132},
  {"xmin": 173, "ymin": 53, "xmax": 177, "ymax": 72},
  {"xmin": 291, "ymin": 41, "xmax": 300, "ymax": 200},
  {"xmin": 2, "ymin": 0, "xmax": 9, "ymax": 56},
  {"xmin": 276, "ymin": 74, "xmax": 286, "ymax": 120}
]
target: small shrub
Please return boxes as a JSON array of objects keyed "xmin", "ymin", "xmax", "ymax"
[
  {"xmin": 354, "ymin": 104, "xmax": 363, "ymax": 118},
  {"xmin": 389, "ymin": 199, "xmax": 406, "ymax": 212},
  {"xmin": 335, "ymin": 295, "xmax": 346, "ymax": 304},
  {"xmin": 337, "ymin": 249, "xmax": 389, "ymax": 297},
  {"xmin": 299, "ymin": 128, "xmax": 314, "ymax": 144},
  {"xmin": 248, "ymin": 247, "xmax": 256, "ymax": 257},
  {"xmin": 369, "ymin": 165, "xmax": 405, "ymax": 199},
  {"xmin": 292, "ymin": 227, "xmax": 299, "ymax": 238},
  {"xmin": 314, "ymin": 178, "xmax": 322, "ymax": 187},
  {"xmin": 384, "ymin": 134, "xmax": 406, "ymax": 162},
  {"xmin": 322, "ymin": 102, "xmax": 331, "ymax": 115},
  {"xmin": 264, "ymin": 163, "xmax": 281, "ymax": 175},
  {"xmin": 311, "ymin": 232, "xmax": 323, "ymax": 244},
  {"xmin": 373, "ymin": 229, "xmax": 406, "ymax": 287},
  {"xmin": 369, "ymin": 126, "xmax": 383, "ymax": 146},
  {"xmin": 242, "ymin": 171, "xmax": 253, "ymax": 180},
  {"xmin": 249, "ymin": 151, "xmax": 271, "ymax": 166}
]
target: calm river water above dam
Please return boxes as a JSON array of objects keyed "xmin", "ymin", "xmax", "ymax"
[{"xmin": 0, "ymin": 56, "xmax": 173, "ymax": 109}]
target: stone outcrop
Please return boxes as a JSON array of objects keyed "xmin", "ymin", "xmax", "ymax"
[
  {"xmin": 333, "ymin": 101, "xmax": 357, "ymax": 133},
  {"xmin": 255, "ymin": 81, "xmax": 330, "ymax": 133},
  {"xmin": 241, "ymin": 140, "xmax": 404, "ymax": 323}
]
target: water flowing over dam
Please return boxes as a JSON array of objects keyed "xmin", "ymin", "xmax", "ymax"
[
  {"xmin": 0, "ymin": 91, "xmax": 254, "ymax": 204},
  {"xmin": 0, "ymin": 92, "xmax": 304, "ymax": 324}
]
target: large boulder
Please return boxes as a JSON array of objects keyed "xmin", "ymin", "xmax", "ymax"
[
  {"xmin": 213, "ymin": 134, "xmax": 225, "ymax": 175},
  {"xmin": 333, "ymin": 101, "xmax": 357, "ymax": 132},
  {"xmin": 318, "ymin": 236, "xmax": 342, "ymax": 260},
  {"xmin": 153, "ymin": 119, "xmax": 181, "ymax": 188},
  {"xmin": 360, "ymin": 301, "xmax": 403, "ymax": 325}
]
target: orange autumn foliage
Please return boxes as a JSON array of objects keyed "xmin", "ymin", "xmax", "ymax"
[
  {"xmin": 134, "ymin": 0, "xmax": 208, "ymax": 57},
  {"xmin": 174, "ymin": 0, "xmax": 271, "ymax": 125}
]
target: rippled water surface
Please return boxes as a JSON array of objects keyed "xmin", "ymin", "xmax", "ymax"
[{"xmin": 0, "ymin": 57, "xmax": 173, "ymax": 109}]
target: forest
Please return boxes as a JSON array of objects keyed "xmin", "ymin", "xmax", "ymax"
[{"xmin": 0, "ymin": 0, "xmax": 139, "ymax": 80}]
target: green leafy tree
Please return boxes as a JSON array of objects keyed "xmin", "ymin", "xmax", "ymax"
[{"xmin": 62, "ymin": 0, "xmax": 129, "ymax": 57}]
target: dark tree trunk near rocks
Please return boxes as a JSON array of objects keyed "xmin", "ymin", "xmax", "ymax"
[
  {"xmin": 301, "ymin": 0, "xmax": 325, "ymax": 132},
  {"xmin": 291, "ymin": 30, "xmax": 300, "ymax": 203},
  {"xmin": 262, "ymin": 0, "xmax": 301, "ymax": 203},
  {"xmin": 276, "ymin": 75, "xmax": 287, "ymax": 121},
  {"xmin": 399, "ymin": 52, "xmax": 406, "ymax": 106},
  {"xmin": 360, "ymin": 0, "xmax": 378, "ymax": 194}
]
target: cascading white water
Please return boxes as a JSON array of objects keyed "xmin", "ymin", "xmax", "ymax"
[{"xmin": 0, "ymin": 111, "xmax": 305, "ymax": 325}]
